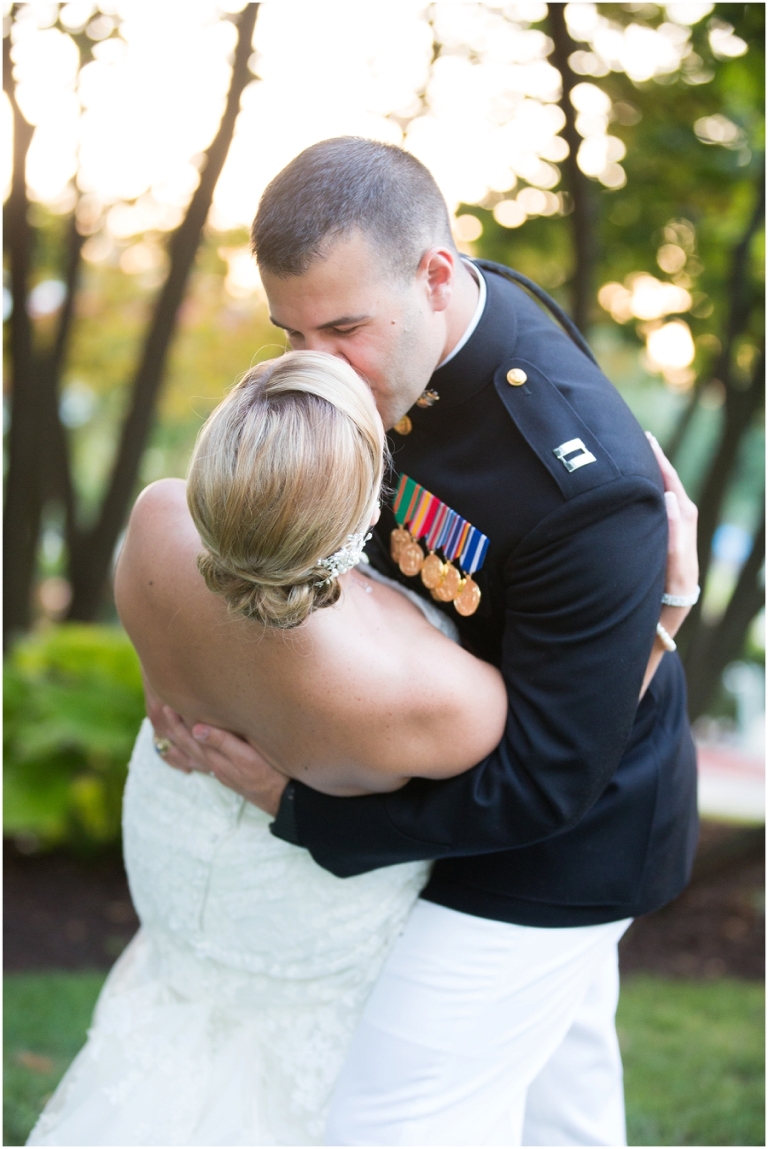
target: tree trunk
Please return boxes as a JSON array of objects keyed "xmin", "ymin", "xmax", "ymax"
[
  {"xmin": 680, "ymin": 342, "xmax": 765, "ymax": 669},
  {"xmin": 695, "ymin": 347, "xmax": 764, "ymax": 591},
  {"xmin": 41, "ymin": 213, "xmax": 83, "ymax": 541},
  {"xmin": 685, "ymin": 503, "xmax": 765, "ymax": 721},
  {"xmin": 677, "ymin": 172, "xmax": 764, "ymax": 658},
  {"xmin": 547, "ymin": 3, "xmax": 595, "ymax": 335},
  {"xmin": 3, "ymin": 31, "xmax": 41, "ymax": 646},
  {"xmin": 66, "ymin": 3, "xmax": 260, "ymax": 621}
]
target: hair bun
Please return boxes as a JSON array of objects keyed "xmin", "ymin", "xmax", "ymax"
[{"xmin": 197, "ymin": 551, "xmax": 340, "ymax": 630}]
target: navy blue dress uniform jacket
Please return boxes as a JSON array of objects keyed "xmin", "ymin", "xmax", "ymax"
[{"xmin": 271, "ymin": 261, "xmax": 700, "ymax": 928}]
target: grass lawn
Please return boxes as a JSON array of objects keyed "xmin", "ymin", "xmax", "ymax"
[
  {"xmin": 4, "ymin": 971, "xmax": 765, "ymax": 1146},
  {"xmin": 618, "ymin": 975, "xmax": 765, "ymax": 1146},
  {"xmin": 3, "ymin": 971, "xmax": 106, "ymax": 1147}
]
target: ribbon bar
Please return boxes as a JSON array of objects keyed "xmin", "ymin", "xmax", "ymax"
[{"xmin": 391, "ymin": 475, "xmax": 490, "ymax": 576}]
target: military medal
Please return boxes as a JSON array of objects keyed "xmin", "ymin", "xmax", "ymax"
[
  {"xmin": 398, "ymin": 487, "xmax": 438, "ymax": 576},
  {"xmin": 399, "ymin": 541, "xmax": 424, "ymax": 576},
  {"xmin": 454, "ymin": 576, "xmax": 481, "ymax": 616},
  {"xmin": 421, "ymin": 553, "xmax": 445, "ymax": 589},
  {"xmin": 391, "ymin": 475, "xmax": 423, "ymax": 567},
  {"xmin": 390, "ymin": 475, "xmax": 490, "ymax": 617},
  {"xmin": 393, "ymin": 414, "xmax": 412, "ymax": 435},
  {"xmin": 431, "ymin": 564, "xmax": 463, "ymax": 602},
  {"xmin": 420, "ymin": 501, "xmax": 450, "ymax": 589},
  {"xmin": 451, "ymin": 524, "xmax": 489, "ymax": 616},
  {"xmin": 390, "ymin": 528, "xmax": 410, "ymax": 562}
]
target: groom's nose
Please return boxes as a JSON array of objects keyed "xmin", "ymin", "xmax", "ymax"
[{"xmin": 292, "ymin": 331, "xmax": 355, "ymax": 369}]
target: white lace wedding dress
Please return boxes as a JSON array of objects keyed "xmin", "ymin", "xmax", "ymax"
[{"xmin": 28, "ymin": 571, "xmax": 455, "ymax": 1147}]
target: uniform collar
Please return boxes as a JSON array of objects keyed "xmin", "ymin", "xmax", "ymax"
[
  {"xmin": 436, "ymin": 260, "xmax": 487, "ymax": 369},
  {"xmin": 428, "ymin": 262, "xmax": 519, "ymax": 410}
]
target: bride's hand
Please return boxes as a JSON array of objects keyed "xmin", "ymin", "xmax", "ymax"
[
  {"xmin": 160, "ymin": 707, "xmax": 289, "ymax": 816},
  {"xmin": 646, "ymin": 432, "xmax": 699, "ymax": 636}
]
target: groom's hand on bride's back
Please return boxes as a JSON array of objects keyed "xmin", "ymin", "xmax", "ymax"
[{"xmin": 155, "ymin": 705, "xmax": 288, "ymax": 817}]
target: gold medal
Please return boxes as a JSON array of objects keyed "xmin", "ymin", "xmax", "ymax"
[
  {"xmin": 399, "ymin": 540, "xmax": 424, "ymax": 577},
  {"xmin": 454, "ymin": 576, "xmax": 481, "ymax": 616},
  {"xmin": 390, "ymin": 527, "xmax": 410, "ymax": 562},
  {"xmin": 393, "ymin": 414, "xmax": 412, "ymax": 436},
  {"xmin": 431, "ymin": 562, "xmax": 463, "ymax": 602},
  {"xmin": 420, "ymin": 552, "xmax": 445, "ymax": 590}
]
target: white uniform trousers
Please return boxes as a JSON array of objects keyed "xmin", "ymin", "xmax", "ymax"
[{"xmin": 325, "ymin": 900, "xmax": 632, "ymax": 1146}]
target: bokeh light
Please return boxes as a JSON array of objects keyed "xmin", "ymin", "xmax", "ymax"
[
  {"xmin": 564, "ymin": 3, "xmax": 704, "ymax": 83},
  {"xmin": 4, "ymin": 0, "xmax": 724, "ymax": 232},
  {"xmin": 598, "ymin": 274, "xmax": 693, "ymax": 324}
]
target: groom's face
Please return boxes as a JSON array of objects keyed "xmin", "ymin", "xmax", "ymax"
[{"xmin": 262, "ymin": 231, "xmax": 451, "ymax": 430}]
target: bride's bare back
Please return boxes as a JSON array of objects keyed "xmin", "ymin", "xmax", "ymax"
[{"xmin": 115, "ymin": 479, "xmax": 507, "ymax": 797}]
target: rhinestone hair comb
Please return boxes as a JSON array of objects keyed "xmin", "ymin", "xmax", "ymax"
[{"xmin": 314, "ymin": 531, "xmax": 372, "ymax": 586}]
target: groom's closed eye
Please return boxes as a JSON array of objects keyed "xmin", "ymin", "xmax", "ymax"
[{"xmin": 269, "ymin": 314, "xmax": 372, "ymax": 340}]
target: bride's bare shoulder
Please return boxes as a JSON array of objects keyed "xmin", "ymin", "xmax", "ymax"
[
  {"xmin": 305, "ymin": 580, "xmax": 507, "ymax": 788},
  {"xmin": 115, "ymin": 479, "xmax": 203, "ymax": 614},
  {"xmin": 129, "ymin": 478, "xmax": 191, "ymax": 536}
]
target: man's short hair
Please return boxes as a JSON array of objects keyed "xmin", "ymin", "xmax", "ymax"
[{"xmin": 251, "ymin": 137, "xmax": 455, "ymax": 281}]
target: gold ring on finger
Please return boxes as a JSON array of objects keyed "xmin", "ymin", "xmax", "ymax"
[{"xmin": 154, "ymin": 737, "xmax": 172, "ymax": 757}]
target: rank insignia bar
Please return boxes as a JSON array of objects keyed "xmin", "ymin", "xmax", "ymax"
[{"xmin": 390, "ymin": 474, "xmax": 489, "ymax": 617}]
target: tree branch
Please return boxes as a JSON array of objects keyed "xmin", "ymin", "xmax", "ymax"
[
  {"xmin": 41, "ymin": 212, "xmax": 83, "ymax": 545},
  {"xmin": 67, "ymin": 3, "xmax": 260, "ymax": 620},
  {"xmin": 722, "ymin": 164, "xmax": 765, "ymax": 354},
  {"xmin": 663, "ymin": 376, "xmax": 705, "ymax": 464},
  {"xmin": 547, "ymin": 3, "xmax": 595, "ymax": 334}
]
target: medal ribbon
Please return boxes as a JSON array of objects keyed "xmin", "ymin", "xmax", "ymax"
[
  {"xmin": 409, "ymin": 489, "xmax": 431, "ymax": 538},
  {"xmin": 451, "ymin": 521, "xmax": 471, "ymax": 564},
  {"xmin": 392, "ymin": 475, "xmax": 490, "ymax": 574},
  {"xmin": 393, "ymin": 474, "xmax": 416, "ymax": 525},
  {"xmin": 413, "ymin": 491, "xmax": 440, "ymax": 540},
  {"xmin": 425, "ymin": 502, "xmax": 449, "ymax": 551},
  {"xmin": 400, "ymin": 478, "xmax": 424, "ymax": 527},
  {"xmin": 442, "ymin": 511, "xmax": 463, "ymax": 562},
  {"xmin": 459, "ymin": 525, "xmax": 490, "ymax": 575},
  {"xmin": 438, "ymin": 504, "xmax": 456, "ymax": 552}
]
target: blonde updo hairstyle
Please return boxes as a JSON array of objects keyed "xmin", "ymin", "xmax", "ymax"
[{"xmin": 187, "ymin": 350, "xmax": 384, "ymax": 630}]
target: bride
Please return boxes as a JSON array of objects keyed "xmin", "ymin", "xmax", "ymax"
[{"xmin": 29, "ymin": 350, "xmax": 694, "ymax": 1146}]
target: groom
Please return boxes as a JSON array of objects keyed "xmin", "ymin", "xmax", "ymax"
[{"xmin": 156, "ymin": 138, "xmax": 699, "ymax": 1145}]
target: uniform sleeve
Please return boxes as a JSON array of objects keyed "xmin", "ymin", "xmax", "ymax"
[{"xmin": 271, "ymin": 476, "xmax": 668, "ymax": 877}]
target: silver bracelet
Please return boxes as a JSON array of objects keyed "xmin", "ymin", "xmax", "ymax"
[
  {"xmin": 662, "ymin": 585, "xmax": 700, "ymax": 608},
  {"xmin": 656, "ymin": 622, "xmax": 677, "ymax": 652}
]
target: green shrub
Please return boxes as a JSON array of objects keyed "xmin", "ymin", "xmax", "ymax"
[{"xmin": 3, "ymin": 625, "xmax": 145, "ymax": 853}]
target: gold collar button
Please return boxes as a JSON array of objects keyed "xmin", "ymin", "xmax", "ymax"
[{"xmin": 506, "ymin": 368, "xmax": 527, "ymax": 386}]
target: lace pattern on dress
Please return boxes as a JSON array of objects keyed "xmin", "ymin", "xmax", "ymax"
[{"xmin": 29, "ymin": 719, "xmax": 431, "ymax": 1146}]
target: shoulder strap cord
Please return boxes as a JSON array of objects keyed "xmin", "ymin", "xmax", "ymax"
[{"xmin": 474, "ymin": 259, "xmax": 599, "ymax": 369}]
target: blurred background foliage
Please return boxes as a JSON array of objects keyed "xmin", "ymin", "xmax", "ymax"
[
  {"xmin": 4, "ymin": 625, "xmax": 144, "ymax": 852},
  {"xmin": 3, "ymin": 1, "xmax": 764, "ymax": 852}
]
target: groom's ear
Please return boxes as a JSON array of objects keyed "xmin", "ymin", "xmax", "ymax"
[{"xmin": 419, "ymin": 247, "xmax": 456, "ymax": 313}]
